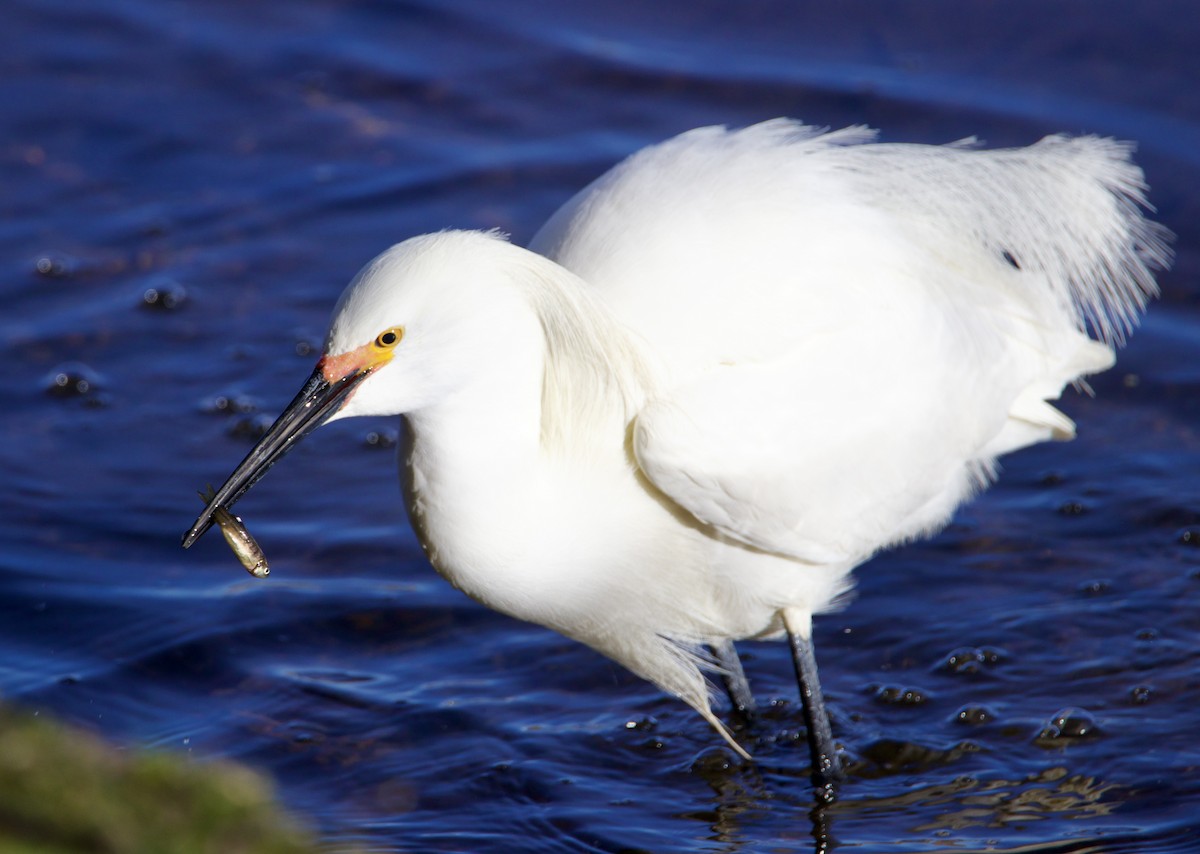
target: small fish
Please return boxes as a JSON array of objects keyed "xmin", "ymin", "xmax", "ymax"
[{"xmin": 198, "ymin": 488, "xmax": 269, "ymax": 578}]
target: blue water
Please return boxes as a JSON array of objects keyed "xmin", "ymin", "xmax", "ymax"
[{"xmin": 4, "ymin": 2, "xmax": 1200, "ymax": 851}]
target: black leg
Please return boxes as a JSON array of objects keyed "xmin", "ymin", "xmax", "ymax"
[
  {"xmin": 709, "ymin": 639, "xmax": 757, "ymax": 716},
  {"xmin": 784, "ymin": 610, "xmax": 841, "ymax": 795}
]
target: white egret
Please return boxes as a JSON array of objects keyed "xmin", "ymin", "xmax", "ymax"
[{"xmin": 184, "ymin": 120, "xmax": 1169, "ymax": 786}]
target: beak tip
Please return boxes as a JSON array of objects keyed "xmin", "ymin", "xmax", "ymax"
[
  {"xmin": 182, "ymin": 514, "xmax": 213, "ymax": 549},
  {"xmin": 181, "ymin": 361, "xmax": 362, "ymax": 556}
]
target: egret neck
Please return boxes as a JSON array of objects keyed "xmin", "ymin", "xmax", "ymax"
[{"xmin": 399, "ymin": 249, "xmax": 653, "ymax": 631}]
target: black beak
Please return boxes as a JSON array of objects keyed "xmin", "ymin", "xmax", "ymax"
[{"xmin": 181, "ymin": 362, "xmax": 372, "ymax": 548}]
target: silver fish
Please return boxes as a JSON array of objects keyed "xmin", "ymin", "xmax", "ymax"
[{"xmin": 198, "ymin": 488, "xmax": 269, "ymax": 578}]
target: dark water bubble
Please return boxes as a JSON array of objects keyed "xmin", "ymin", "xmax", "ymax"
[
  {"xmin": 201, "ymin": 394, "xmax": 260, "ymax": 415},
  {"xmin": 623, "ymin": 715, "xmax": 657, "ymax": 733},
  {"xmin": 1037, "ymin": 470, "xmax": 1065, "ymax": 487},
  {"xmin": 1057, "ymin": 500, "xmax": 1087, "ymax": 516},
  {"xmin": 636, "ymin": 737, "xmax": 668, "ymax": 753},
  {"xmin": 759, "ymin": 697, "xmax": 794, "ymax": 722},
  {"xmin": 936, "ymin": 646, "xmax": 1006, "ymax": 675},
  {"xmin": 978, "ymin": 647, "xmax": 1004, "ymax": 664},
  {"xmin": 760, "ymin": 727, "xmax": 806, "ymax": 749},
  {"xmin": 140, "ymin": 278, "xmax": 188, "ymax": 311},
  {"xmin": 226, "ymin": 414, "xmax": 274, "ymax": 441},
  {"xmin": 954, "ymin": 705, "xmax": 995, "ymax": 726},
  {"xmin": 857, "ymin": 738, "xmax": 979, "ymax": 776},
  {"xmin": 472, "ymin": 760, "xmax": 557, "ymax": 805},
  {"xmin": 1130, "ymin": 685, "xmax": 1153, "ymax": 705},
  {"xmin": 1037, "ymin": 707, "xmax": 1100, "ymax": 744},
  {"xmin": 363, "ymin": 430, "xmax": 398, "ymax": 450},
  {"xmin": 689, "ymin": 746, "xmax": 738, "ymax": 776},
  {"xmin": 873, "ymin": 684, "xmax": 928, "ymax": 706},
  {"xmin": 1177, "ymin": 527, "xmax": 1200, "ymax": 547},
  {"xmin": 1077, "ymin": 578, "xmax": 1112, "ymax": 596},
  {"xmin": 43, "ymin": 362, "xmax": 104, "ymax": 398},
  {"xmin": 33, "ymin": 251, "xmax": 80, "ymax": 279}
]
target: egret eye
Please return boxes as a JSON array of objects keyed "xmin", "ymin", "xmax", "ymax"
[{"xmin": 374, "ymin": 327, "xmax": 404, "ymax": 349}]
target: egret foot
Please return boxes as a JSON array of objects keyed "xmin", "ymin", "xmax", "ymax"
[
  {"xmin": 783, "ymin": 609, "xmax": 841, "ymax": 791},
  {"xmin": 709, "ymin": 639, "xmax": 757, "ymax": 717}
]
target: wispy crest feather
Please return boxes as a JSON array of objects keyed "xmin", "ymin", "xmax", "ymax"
[
  {"xmin": 515, "ymin": 253, "xmax": 652, "ymax": 456},
  {"xmin": 832, "ymin": 133, "xmax": 1172, "ymax": 344}
]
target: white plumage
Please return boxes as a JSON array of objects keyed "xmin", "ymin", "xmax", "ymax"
[{"xmin": 188, "ymin": 120, "xmax": 1169, "ymax": 763}]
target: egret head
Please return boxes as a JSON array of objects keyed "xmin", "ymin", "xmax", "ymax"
[{"xmin": 182, "ymin": 230, "xmax": 535, "ymax": 548}]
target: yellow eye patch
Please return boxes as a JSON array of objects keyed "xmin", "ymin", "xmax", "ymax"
[{"xmin": 373, "ymin": 326, "xmax": 405, "ymax": 349}]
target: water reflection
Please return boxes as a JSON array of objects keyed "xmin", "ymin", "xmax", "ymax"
[{"xmin": 711, "ymin": 767, "xmax": 1116, "ymax": 851}]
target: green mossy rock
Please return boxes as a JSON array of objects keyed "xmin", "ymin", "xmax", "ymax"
[{"xmin": 0, "ymin": 704, "xmax": 321, "ymax": 854}]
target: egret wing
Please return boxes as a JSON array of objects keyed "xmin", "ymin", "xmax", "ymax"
[
  {"xmin": 533, "ymin": 121, "xmax": 1167, "ymax": 378},
  {"xmin": 535, "ymin": 121, "xmax": 1167, "ymax": 562},
  {"xmin": 631, "ymin": 316, "xmax": 1016, "ymax": 566}
]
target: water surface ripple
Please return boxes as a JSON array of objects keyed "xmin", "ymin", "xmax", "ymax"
[{"xmin": 2, "ymin": 1, "xmax": 1199, "ymax": 851}]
